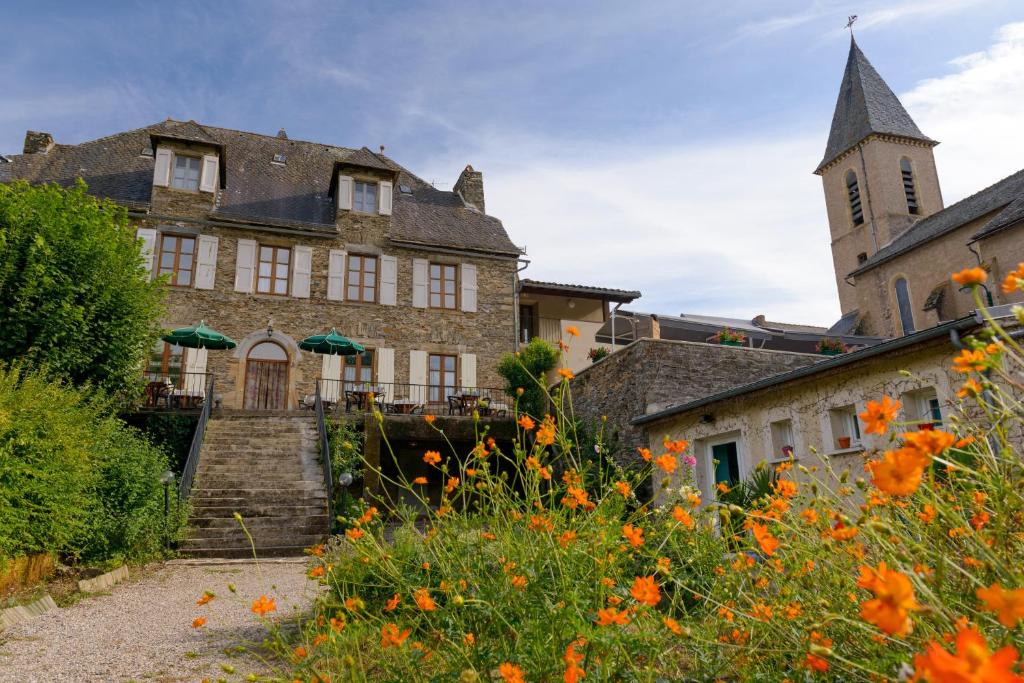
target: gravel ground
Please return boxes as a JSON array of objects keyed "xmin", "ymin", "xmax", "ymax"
[{"xmin": 0, "ymin": 559, "xmax": 318, "ymax": 683}]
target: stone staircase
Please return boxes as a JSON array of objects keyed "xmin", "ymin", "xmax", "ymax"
[{"xmin": 180, "ymin": 411, "xmax": 330, "ymax": 558}]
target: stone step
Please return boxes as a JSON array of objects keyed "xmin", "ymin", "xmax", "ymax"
[
  {"xmin": 178, "ymin": 543, "xmax": 321, "ymax": 559},
  {"xmin": 191, "ymin": 503, "xmax": 327, "ymax": 517},
  {"xmin": 191, "ymin": 476, "xmax": 325, "ymax": 489},
  {"xmin": 190, "ymin": 485, "xmax": 327, "ymax": 498},
  {"xmin": 196, "ymin": 466, "xmax": 310, "ymax": 478},
  {"xmin": 185, "ymin": 528, "xmax": 327, "ymax": 545},
  {"xmin": 188, "ymin": 515, "xmax": 329, "ymax": 530},
  {"xmin": 189, "ymin": 493, "xmax": 328, "ymax": 508}
]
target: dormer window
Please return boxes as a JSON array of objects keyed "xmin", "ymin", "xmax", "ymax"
[
  {"xmin": 353, "ymin": 181, "xmax": 378, "ymax": 213},
  {"xmin": 172, "ymin": 155, "xmax": 202, "ymax": 191}
]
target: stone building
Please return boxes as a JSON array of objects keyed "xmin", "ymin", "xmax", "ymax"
[{"xmin": 2, "ymin": 120, "xmax": 523, "ymax": 411}]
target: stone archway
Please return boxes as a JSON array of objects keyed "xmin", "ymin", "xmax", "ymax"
[{"xmin": 229, "ymin": 330, "xmax": 303, "ymax": 410}]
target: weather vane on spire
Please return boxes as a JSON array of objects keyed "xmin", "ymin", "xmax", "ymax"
[{"xmin": 846, "ymin": 15, "xmax": 858, "ymax": 36}]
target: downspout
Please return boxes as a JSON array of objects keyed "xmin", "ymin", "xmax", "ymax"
[{"xmin": 514, "ymin": 258, "xmax": 530, "ymax": 349}]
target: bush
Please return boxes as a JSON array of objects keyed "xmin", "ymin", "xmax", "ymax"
[
  {"xmin": 496, "ymin": 337, "xmax": 558, "ymax": 418},
  {"xmin": 0, "ymin": 365, "xmax": 183, "ymax": 564},
  {"xmin": 0, "ymin": 180, "xmax": 165, "ymax": 403}
]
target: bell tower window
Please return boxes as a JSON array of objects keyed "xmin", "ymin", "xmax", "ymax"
[
  {"xmin": 901, "ymin": 158, "xmax": 918, "ymax": 215},
  {"xmin": 846, "ymin": 170, "xmax": 864, "ymax": 226},
  {"xmin": 895, "ymin": 277, "xmax": 915, "ymax": 335}
]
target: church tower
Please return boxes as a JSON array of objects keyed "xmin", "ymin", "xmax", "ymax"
[{"xmin": 816, "ymin": 38, "xmax": 943, "ymax": 315}]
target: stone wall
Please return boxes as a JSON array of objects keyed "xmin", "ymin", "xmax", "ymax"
[{"xmin": 569, "ymin": 338, "xmax": 819, "ymax": 463}]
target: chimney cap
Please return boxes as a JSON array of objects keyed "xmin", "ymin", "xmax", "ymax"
[{"xmin": 277, "ymin": 128, "xmax": 288, "ymax": 139}]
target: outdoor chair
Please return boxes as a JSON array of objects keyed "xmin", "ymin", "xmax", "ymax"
[
  {"xmin": 447, "ymin": 395, "xmax": 463, "ymax": 415},
  {"xmin": 144, "ymin": 381, "xmax": 165, "ymax": 408}
]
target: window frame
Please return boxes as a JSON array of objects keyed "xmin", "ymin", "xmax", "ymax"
[
  {"xmin": 170, "ymin": 154, "xmax": 202, "ymax": 192},
  {"xmin": 256, "ymin": 244, "xmax": 292, "ymax": 296},
  {"xmin": 900, "ymin": 157, "xmax": 919, "ymax": 215},
  {"xmin": 147, "ymin": 341, "xmax": 185, "ymax": 386},
  {"xmin": 346, "ymin": 253, "xmax": 379, "ymax": 303},
  {"xmin": 519, "ymin": 303, "xmax": 539, "ymax": 343},
  {"xmin": 894, "ymin": 277, "xmax": 916, "ymax": 335},
  {"xmin": 768, "ymin": 418, "xmax": 795, "ymax": 463},
  {"xmin": 342, "ymin": 349, "xmax": 376, "ymax": 389},
  {"xmin": 846, "ymin": 169, "xmax": 864, "ymax": 226},
  {"xmin": 828, "ymin": 404, "xmax": 862, "ymax": 451},
  {"xmin": 352, "ymin": 180, "xmax": 378, "ymax": 214},
  {"xmin": 156, "ymin": 233, "xmax": 197, "ymax": 287},
  {"xmin": 427, "ymin": 353, "xmax": 458, "ymax": 404},
  {"xmin": 429, "ymin": 262, "xmax": 459, "ymax": 310},
  {"xmin": 703, "ymin": 434, "xmax": 743, "ymax": 500}
]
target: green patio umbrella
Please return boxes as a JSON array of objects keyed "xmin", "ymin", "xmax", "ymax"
[
  {"xmin": 298, "ymin": 328, "xmax": 365, "ymax": 356},
  {"xmin": 161, "ymin": 321, "xmax": 237, "ymax": 350}
]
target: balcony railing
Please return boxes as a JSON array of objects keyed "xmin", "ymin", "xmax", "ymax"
[
  {"xmin": 142, "ymin": 372, "xmax": 211, "ymax": 410},
  {"xmin": 313, "ymin": 380, "xmax": 510, "ymax": 418}
]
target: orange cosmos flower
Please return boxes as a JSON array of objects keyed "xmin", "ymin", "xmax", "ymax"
[
  {"xmin": 664, "ymin": 438, "xmax": 689, "ymax": 454},
  {"xmin": 563, "ymin": 640, "xmax": 585, "ymax": 683},
  {"xmin": 860, "ymin": 396, "xmax": 901, "ymax": 435},
  {"xmin": 346, "ymin": 527, "xmax": 365, "ymax": 540},
  {"xmin": 537, "ymin": 416, "xmax": 556, "ymax": 446},
  {"xmin": 384, "ymin": 593, "xmax": 401, "ymax": 611},
  {"xmin": 717, "ymin": 482, "xmax": 731, "ymax": 494},
  {"xmin": 517, "ymin": 415, "xmax": 535, "ymax": 430},
  {"xmin": 344, "ymin": 596, "xmax": 365, "ymax": 610},
  {"xmin": 614, "ymin": 480, "xmax": 631, "ymax": 497},
  {"xmin": 196, "ymin": 591, "xmax": 215, "ymax": 606},
  {"xmin": 687, "ymin": 492, "xmax": 702, "ymax": 507},
  {"xmin": 917, "ymin": 504, "xmax": 937, "ymax": 523},
  {"xmin": 773, "ymin": 479, "xmax": 798, "ymax": 498},
  {"xmin": 463, "ymin": 632, "xmax": 475, "ymax": 646},
  {"xmin": 511, "ymin": 575, "xmax": 528, "ymax": 590},
  {"xmin": 751, "ymin": 523, "xmax": 780, "ymax": 556},
  {"xmin": 413, "ymin": 588, "xmax": 437, "ymax": 611},
  {"xmin": 622, "ymin": 523, "xmax": 645, "ymax": 548},
  {"xmin": 663, "ymin": 616, "xmax": 685, "ymax": 635},
  {"xmin": 251, "ymin": 595, "xmax": 277, "ymax": 617},
  {"xmin": 977, "ymin": 583, "xmax": 1024, "ymax": 629},
  {"xmin": 799, "ymin": 508, "xmax": 819, "ymax": 524},
  {"xmin": 902, "ymin": 429, "xmax": 957, "ymax": 458},
  {"xmin": 867, "ymin": 448, "xmax": 928, "ymax": 497},
  {"xmin": 308, "ymin": 565, "xmax": 326, "ymax": 579},
  {"xmin": 192, "ymin": 617, "xmax": 206, "ymax": 628},
  {"xmin": 1001, "ymin": 263, "xmax": 1024, "ymax": 294},
  {"xmin": 971, "ymin": 510, "xmax": 990, "ymax": 530},
  {"xmin": 630, "ymin": 575, "xmax": 661, "ymax": 606},
  {"xmin": 913, "ymin": 623, "xmax": 1022, "ymax": 683},
  {"xmin": 672, "ymin": 505, "xmax": 695, "ymax": 529},
  {"xmin": 380, "ymin": 622, "xmax": 411, "ymax": 649},
  {"xmin": 292, "ymin": 645, "xmax": 307, "ymax": 661},
  {"xmin": 423, "ymin": 450, "xmax": 442, "ymax": 465},
  {"xmin": 329, "ymin": 616, "xmax": 346, "ymax": 632},
  {"xmin": 445, "ymin": 476, "xmax": 459, "ymax": 493},
  {"xmin": 499, "ymin": 663, "xmax": 525, "ymax": 683},
  {"xmin": 654, "ymin": 454, "xmax": 677, "ymax": 474},
  {"xmin": 951, "ymin": 267, "xmax": 988, "ymax": 287},
  {"xmin": 558, "ymin": 367, "xmax": 575, "ymax": 380},
  {"xmin": 804, "ymin": 654, "xmax": 829, "ymax": 672},
  {"xmin": 637, "ymin": 447, "xmax": 652, "ymax": 461},
  {"xmin": 596, "ymin": 606, "xmax": 631, "ymax": 626},
  {"xmin": 958, "ymin": 379, "xmax": 984, "ymax": 398},
  {"xmin": 558, "ymin": 530, "xmax": 577, "ymax": 547},
  {"xmin": 565, "ymin": 325, "xmax": 580, "ymax": 337},
  {"xmin": 953, "ymin": 348, "xmax": 989, "ymax": 374},
  {"xmin": 412, "ymin": 476, "xmax": 428, "ymax": 485},
  {"xmin": 424, "ymin": 414, "xmax": 436, "ymax": 425},
  {"xmin": 856, "ymin": 563, "xmax": 919, "ymax": 635}
]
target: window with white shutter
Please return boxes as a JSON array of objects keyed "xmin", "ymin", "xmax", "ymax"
[
  {"xmin": 291, "ymin": 245, "xmax": 312, "ymax": 298},
  {"xmin": 327, "ymin": 250, "xmax": 347, "ymax": 301},
  {"xmin": 152, "ymin": 148, "xmax": 172, "ymax": 188},
  {"xmin": 184, "ymin": 347, "xmax": 208, "ymax": 396},
  {"xmin": 337, "ymin": 175, "xmax": 353, "ymax": 211},
  {"xmin": 409, "ymin": 350, "xmax": 428, "ymax": 388},
  {"xmin": 412, "ymin": 259, "xmax": 428, "ymax": 308},
  {"xmin": 234, "ymin": 239, "xmax": 257, "ymax": 293},
  {"xmin": 379, "ymin": 255, "xmax": 397, "ymax": 305},
  {"xmin": 321, "ymin": 354, "xmax": 342, "ymax": 402},
  {"xmin": 199, "ymin": 154, "xmax": 219, "ymax": 193},
  {"xmin": 194, "ymin": 235, "xmax": 219, "ymax": 290},
  {"xmin": 377, "ymin": 348, "xmax": 395, "ymax": 401},
  {"xmin": 379, "ymin": 181, "xmax": 393, "ymax": 216},
  {"xmin": 136, "ymin": 228, "xmax": 157, "ymax": 279},
  {"xmin": 459, "ymin": 353, "xmax": 477, "ymax": 391},
  {"xmin": 460, "ymin": 263, "xmax": 477, "ymax": 312}
]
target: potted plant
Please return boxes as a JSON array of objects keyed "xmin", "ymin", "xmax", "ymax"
[
  {"xmin": 781, "ymin": 445, "xmax": 794, "ymax": 458},
  {"xmin": 587, "ymin": 347, "xmax": 610, "ymax": 363},
  {"xmin": 837, "ymin": 436, "xmax": 852, "ymax": 449},
  {"xmin": 713, "ymin": 328, "xmax": 747, "ymax": 347},
  {"xmin": 817, "ymin": 338, "xmax": 847, "ymax": 356}
]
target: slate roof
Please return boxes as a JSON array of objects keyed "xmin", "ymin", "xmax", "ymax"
[
  {"xmin": 0, "ymin": 120, "xmax": 522, "ymax": 256},
  {"xmin": 519, "ymin": 279, "xmax": 641, "ymax": 302},
  {"xmin": 753, "ymin": 318, "xmax": 829, "ymax": 334},
  {"xmin": 827, "ymin": 309, "xmax": 863, "ymax": 336},
  {"xmin": 816, "ymin": 38, "xmax": 934, "ymax": 173},
  {"xmin": 852, "ymin": 168, "xmax": 1024, "ymax": 276}
]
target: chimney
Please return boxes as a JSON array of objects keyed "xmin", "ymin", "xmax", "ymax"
[
  {"xmin": 453, "ymin": 164, "xmax": 485, "ymax": 213},
  {"xmin": 277, "ymin": 128, "xmax": 288, "ymax": 139},
  {"xmin": 752, "ymin": 314, "xmax": 767, "ymax": 327},
  {"xmin": 649, "ymin": 314, "xmax": 661, "ymax": 340},
  {"xmin": 23, "ymin": 131, "xmax": 55, "ymax": 154}
]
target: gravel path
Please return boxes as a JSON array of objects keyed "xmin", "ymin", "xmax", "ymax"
[{"xmin": 0, "ymin": 559, "xmax": 318, "ymax": 683}]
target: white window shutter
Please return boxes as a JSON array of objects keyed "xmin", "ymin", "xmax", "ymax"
[
  {"xmin": 412, "ymin": 258, "xmax": 428, "ymax": 308},
  {"xmin": 379, "ymin": 255, "xmax": 397, "ymax": 305},
  {"xmin": 377, "ymin": 348, "xmax": 395, "ymax": 401},
  {"xmin": 337, "ymin": 175, "xmax": 353, "ymax": 211},
  {"xmin": 234, "ymin": 238, "xmax": 257, "ymax": 293},
  {"xmin": 327, "ymin": 249, "xmax": 347, "ymax": 301},
  {"xmin": 460, "ymin": 353, "xmax": 477, "ymax": 391},
  {"xmin": 153, "ymin": 148, "xmax": 172, "ymax": 187},
  {"xmin": 291, "ymin": 245, "xmax": 312, "ymax": 298},
  {"xmin": 379, "ymin": 181, "xmax": 393, "ymax": 216},
  {"xmin": 185, "ymin": 348, "xmax": 209, "ymax": 396},
  {"xmin": 409, "ymin": 350, "xmax": 428, "ymax": 388},
  {"xmin": 321, "ymin": 354, "xmax": 342, "ymax": 402},
  {"xmin": 461, "ymin": 263, "xmax": 478, "ymax": 312},
  {"xmin": 199, "ymin": 154, "xmax": 219, "ymax": 193},
  {"xmin": 194, "ymin": 235, "xmax": 219, "ymax": 290},
  {"xmin": 136, "ymin": 228, "xmax": 157, "ymax": 278}
]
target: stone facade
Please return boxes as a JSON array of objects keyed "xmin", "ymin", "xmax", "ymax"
[{"xmin": 568, "ymin": 338, "xmax": 818, "ymax": 461}]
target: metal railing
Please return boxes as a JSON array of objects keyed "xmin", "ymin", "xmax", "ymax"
[
  {"xmin": 313, "ymin": 380, "xmax": 510, "ymax": 418},
  {"xmin": 142, "ymin": 372, "xmax": 211, "ymax": 410},
  {"xmin": 314, "ymin": 381, "xmax": 334, "ymax": 514},
  {"xmin": 179, "ymin": 375, "xmax": 215, "ymax": 500}
]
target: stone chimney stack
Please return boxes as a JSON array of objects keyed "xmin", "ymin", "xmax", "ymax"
[
  {"xmin": 453, "ymin": 165, "xmax": 485, "ymax": 213},
  {"xmin": 23, "ymin": 131, "xmax": 55, "ymax": 154}
]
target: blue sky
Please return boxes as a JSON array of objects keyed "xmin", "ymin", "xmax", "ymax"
[{"xmin": 3, "ymin": 1, "xmax": 1023, "ymax": 324}]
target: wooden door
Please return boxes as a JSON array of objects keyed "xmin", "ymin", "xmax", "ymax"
[{"xmin": 244, "ymin": 342, "xmax": 289, "ymax": 410}]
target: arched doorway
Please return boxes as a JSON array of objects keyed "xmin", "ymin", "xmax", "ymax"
[{"xmin": 244, "ymin": 341, "xmax": 289, "ymax": 409}]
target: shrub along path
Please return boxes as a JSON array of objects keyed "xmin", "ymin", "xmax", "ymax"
[{"xmin": 0, "ymin": 559, "xmax": 315, "ymax": 682}]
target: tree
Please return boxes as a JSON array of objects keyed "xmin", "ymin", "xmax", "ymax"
[
  {"xmin": 497, "ymin": 338, "xmax": 559, "ymax": 418},
  {"xmin": 0, "ymin": 180, "xmax": 164, "ymax": 402}
]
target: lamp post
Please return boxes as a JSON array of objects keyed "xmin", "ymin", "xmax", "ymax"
[{"xmin": 160, "ymin": 469, "xmax": 175, "ymax": 550}]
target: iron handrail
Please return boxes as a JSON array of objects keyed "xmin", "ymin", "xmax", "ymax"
[
  {"xmin": 314, "ymin": 380, "xmax": 334, "ymax": 515},
  {"xmin": 178, "ymin": 375, "xmax": 214, "ymax": 500}
]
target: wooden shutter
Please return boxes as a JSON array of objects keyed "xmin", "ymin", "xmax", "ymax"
[
  {"xmin": 185, "ymin": 348, "xmax": 208, "ymax": 396},
  {"xmin": 321, "ymin": 354, "xmax": 342, "ymax": 402},
  {"xmin": 234, "ymin": 238, "xmax": 257, "ymax": 293},
  {"xmin": 327, "ymin": 249, "xmax": 346, "ymax": 301},
  {"xmin": 379, "ymin": 180, "xmax": 393, "ymax": 216},
  {"xmin": 409, "ymin": 350, "xmax": 428, "ymax": 388},
  {"xmin": 337, "ymin": 175, "xmax": 353, "ymax": 211},
  {"xmin": 153, "ymin": 148, "xmax": 172, "ymax": 187},
  {"xmin": 460, "ymin": 263, "xmax": 478, "ymax": 312},
  {"xmin": 379, "ymin": 255, "xmax": 397, "ymax": 305},
  {"xmin": 194, "ymin": 235, "xmax": 219, "ymax": 290},
  {"xmin": 377, "ymin": 348, "xmax": 395, "ymax": 401},
  {"xmin": 412, "ymin": 258, "xmax": 428, "ymax": 308},
  {"xmin": 291, "ymin": 245, "xmax": 312, "ymax": 298},
  {"xmin": 135, "ymin": 228, "xmax": 157, "ymax": 278},
  {"xmin": 460, "ymin": 353, "xmax": 477, "ymax": 391},
  {"xmin": 199, "ymin": 154, "xmax": 219, "ymax": 193}
]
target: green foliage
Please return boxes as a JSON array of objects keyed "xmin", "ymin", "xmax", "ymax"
[
  {"xmin": 0, "ymin": 180, "xmax": 165, "ymax": 403},
  {"xmin": 496, "ymin": 337, "xmax": 558, "ymax": 418},
  {"xmin": 129, "ymin": 413, "xmax": 198, "ymax": 474},
  {"xmin": 0, "ymin": 364, "xmax": 182, "ymax": 563},
  {"xmin": 329, "ymin": 419, "xmax": 366, "ymax": 524}
]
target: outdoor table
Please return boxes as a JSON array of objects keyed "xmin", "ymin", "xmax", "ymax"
[
  {"xmin": 459, "ymin": 394, "xmax": 482, "ymax": 415},
  {"xmin": 391, "ymin": 399, "xmax": 419, "ymax": 415}
]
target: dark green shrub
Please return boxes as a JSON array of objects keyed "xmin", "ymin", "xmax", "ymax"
[{"xmin": 496, "ymin": 338, "xmax": 558, "ymax": 418}]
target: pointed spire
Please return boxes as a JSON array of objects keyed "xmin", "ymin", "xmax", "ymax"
[{"xmin": 815, "ymin": 37, "xmax": 935, "ymax": 173}]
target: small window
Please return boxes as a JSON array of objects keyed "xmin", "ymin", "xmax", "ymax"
[
  {"xmin": 857, "ymin": 252, "xmax": 868, "ymax": 265},
  {"xmin": 141, "ymin": 146, "xmax": 154, "ymax": 157},
  {"xmin": 157, "ymin": 234, "xmax": 196, "ymax": 287},
  {"xmin": 711, "ymin": 441, "xmax": 741, "ymax": 492},
  {"xmin": 903, "ymin": 387, "xmax": 942, "ymax": 429},
  {"xmin": 346, "ymin": 254, "xmax": 378, "ymax": 303},
  {"xmin": 829, "ymin": 405, "xmax": 862, "ymax": 451},
  {"xmin": 429, "ymin": 263, "xmax": 457, "ymax": 309},
  {"xmin": 256, "ymin": 245, "xmax": 290, "ymax": 295},
  {"xmin": 769, "ymin": 419, "xmax": 795, "ymax": 461},
  {"xmin": 846, "ymin": 170, "xmax": 864, "ymax": 226},
  {"xmin": 428, "ymin": 354, "xmax": 457, "ymax": 403},
  {"xmin": 895, "ymin": 278, "xmax": 915, "ymax": 334},
  {"xmin": 272, "ymin": 153, "xmax": 287, "ymax": 165},
  {"xmin": 519, "ymin": 303, "xmax": 538, "ymax": 344},
  {"xmin": 343, "ymin": 349, "xmax": 375, "ymax": 389},
  {"xmin": 901, "ymin": 158, "xmax": 918, "ymax": 215},
  {"xmin": 399, "ymin": 184, "xmax": 413, "ymax": 194},
  {"xmin": 353, "ymin": 181, "xmax": 378, "ymax": 213},
  {"xmin": 147, "ymin": 341, "xmax": 184, "ymax": 385},
  {"xmin": 171, "ymin": 155, "xmax": 202, "ymax": 191}
]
